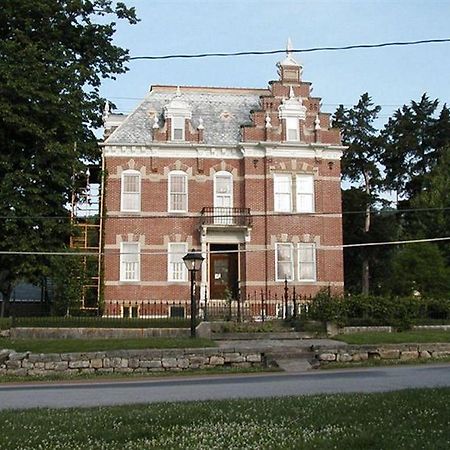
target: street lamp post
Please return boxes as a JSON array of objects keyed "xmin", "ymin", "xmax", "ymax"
[{"xmin": 183, "ymin": 249, "xmax": 204, "ymax": 338}]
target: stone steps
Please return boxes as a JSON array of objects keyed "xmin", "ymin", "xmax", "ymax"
[{"xmin": 264, "ymin": 349, "xmax": 316, "ymax": 373}]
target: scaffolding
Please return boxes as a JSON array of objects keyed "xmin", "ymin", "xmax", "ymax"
[{"xmin": 70, "ymin": 167, "xmax": 102, "ymax": 312}]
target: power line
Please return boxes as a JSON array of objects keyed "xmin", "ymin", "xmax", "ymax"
[
  {"xmin": 1, "ymin": 236, "xmax": 449, "ymax": 257},
  {"xmin": 129, "ymin": 38, "xmax": 450, "ymax": 61},
  {"xmin": 1, "ymin": 206, "xmax": 449, "ymax": 221}
]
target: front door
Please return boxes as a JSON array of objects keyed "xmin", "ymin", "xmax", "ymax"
[{"xmin": 210, "ymin": 251, "xmax": 238, "ymax": 300}]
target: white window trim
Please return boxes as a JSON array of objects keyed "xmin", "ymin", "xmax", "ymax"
[
  {"xmin": 285, "ymin": 117, "xmax": 300, "ymax": 142},
  {"xmin": 275, "ymin": 243, "xmax": 294, "ymax": 282},
  {"xmin": 298, "ymin": 243, "xmax": 317, "ymax": 282},
  {"xmin": 167, "ymin": 242, "xmax": 188, "ymax": 282},
  {"xmin": 120, "ymin": 242, "xmax": 140, "ymax": 282},
  {"xmin": 171, "ymin": 116, "xmax": 185, "ymax": 141},
  {"xmin": 214, "ymin": 171, "xmax": 233, "ymax": 225},
  {"xmin": 120, "ymin": 169, "xmax": 141, "ymax": 212},
  {"xmin": 273, "ymin": 174, "xmax": 292, "ymax": 213},
  {"xmin": 296, "ymin": 174, "xmax": 315, "ymax": 213},
  {"xmin": 168, "ymin": 170, "xmax": 188, "ymax": 213}
]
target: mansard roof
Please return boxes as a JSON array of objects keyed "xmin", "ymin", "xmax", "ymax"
[{"xmin": 105, "ymin": 86, "xmax": 268, "ymax": 145}]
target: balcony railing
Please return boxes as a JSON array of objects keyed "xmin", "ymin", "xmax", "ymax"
[{"xmin": 200, "ymin": 207, "xmax": 252, "ymax": 227}]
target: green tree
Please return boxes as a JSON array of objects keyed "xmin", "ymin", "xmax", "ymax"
[
  {"xmin": 0, "ymin": 1, "xmax": 137, "ymax": 316},
  {"xmin": 386, "ymin": 243, "xmax": 450, "ymax": 297},
  {"xmin": 342, "ymin": 188, "xmax": 400, "ymax": 295},
  {"xmin": 381, "ymin": 95, "xmax": 450, "ymax": 200},
  {"xmin": 333, "ymin": 93, "xmax": 382, "ymax": 294}
]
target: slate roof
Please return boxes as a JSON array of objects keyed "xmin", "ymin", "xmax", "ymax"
[{"xmin": 105, "ymin": 86, "xmax": 267, "ymax": 145}]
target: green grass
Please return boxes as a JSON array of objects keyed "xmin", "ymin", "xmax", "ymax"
[
  {"xmin": 0, "ymin": 388, "xmax": 449, "ymax": 449},
  {"xmin": 320, "ymin": 356, "xmax": 450, "ymax": 370},
  {"xmin": 0, "ymin": 337, "xmax": 215, "ymax": 353},
  {"xmin": 0, "ymin": 366, "xmax": 278, "ymax": 384},
  {"xmin": 0, "ymin": 317, "xmax": 12, "ymax": 330},
  {"xmin": 335, "ymin": 329, "xmax": 450, "ymax": 345}
]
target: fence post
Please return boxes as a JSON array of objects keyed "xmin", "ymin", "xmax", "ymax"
[
  {"xmin": 260, "ymin": 289, "xmax": 265, "ymax": 323},
  {"xmin": 204, "ymin": 289, "xmax": 208, "ymax": 322},
  {"xmin": 284, "ymin": 277, "xmax": 289, "ymax": 320},
  {"xmin": 293, "ymin": 286, "xmax": 297, "ymax": 320},
  {"xmin": 237, "ymin": 281, "xmax": 241, "ymax": 323}
]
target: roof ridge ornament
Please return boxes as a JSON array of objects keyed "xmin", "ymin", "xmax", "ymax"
[{"xmin": 277, "ymin": 38, "xmax": 301, "ymax": 68}]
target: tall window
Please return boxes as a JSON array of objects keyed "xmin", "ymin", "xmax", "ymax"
[
  {"xmin": 286, "ymin": 117, "xmax": 299, "ymax": 142},
  {"xmin": 121, "ymin": 170, "xmax": 141, "ymax": 212},
  {"xmin": 273, "ymin": 174, "xmax": 291, "ymax": 212},
  {"xmin": 275, "ymin": 243, "xmax": 293, "ymax": 281},
  {"xmin": 120, "ymin": 242, "xmax": 140, "ymax": 282},
  {"xmin": 298, "ymin": 243, "xmax": 316, "ymax": 281},
  {"xmin": 296, "ymin": 175, "xmax": 314, "ymax": 213},
  {"xmin": 168, "ymin": 243, "xmax": 188, "ymax": 282},
  {"xmin": 214, "ymin": 171, "xmax": 233, "ymax": 224},
  {"xmin": 168, "ymin": 171, "xmax": 188, "ymax": 212},
  {"xmin": 171, "ymin": 117, "xmax": 185, "ymax": 141}
]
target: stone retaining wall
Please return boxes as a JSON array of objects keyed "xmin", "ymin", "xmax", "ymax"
[
  {"xmin": 9, "ymin": 327, "xmax": 190, "ymax": 340},
  {"xmin": 314, "ymin": 343, "xmax": 450, "ymax": 364},
  {"xmin": 0, "ymin": 348, "xmax": 263, "ymax": 377}
]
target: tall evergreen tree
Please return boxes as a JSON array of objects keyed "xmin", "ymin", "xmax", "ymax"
[
  {"xmin": 381, "ymin": 94, "xmax": 450, "ymax": 200},
  {"xmin": 333, "ymin": 93, "xmax": 382, "ymax": 294},
  {"xmin": 0, "ymin": 1, "xmax": 138, "ymax": 316}
]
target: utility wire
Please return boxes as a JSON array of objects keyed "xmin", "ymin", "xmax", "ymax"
[
  {"xmin": 1, "ymin": 236, "xmax": 449, "ymax": 257},
  {"xmin": 1, "ymin": 206, "xmax": 449, "ymax": 221},
  {"xmin": 129, "ymin": 38, "xmax": 450, "ymax": 61}
]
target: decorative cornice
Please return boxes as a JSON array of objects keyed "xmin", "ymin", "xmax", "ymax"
[{"xmin": 102, "ymin": 142, "xmax": 344, "ymax": 160}]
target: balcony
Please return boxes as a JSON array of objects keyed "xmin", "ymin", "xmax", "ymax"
[{"xmin": 200, "ymin": 207, "xmax": 252, "ymax": 228}]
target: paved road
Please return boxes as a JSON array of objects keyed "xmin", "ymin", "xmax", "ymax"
[{"xmin": 1, "ymin": 363, "xmax": 449, "ymax": 410}]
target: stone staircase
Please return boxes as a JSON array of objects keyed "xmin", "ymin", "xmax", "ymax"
[{"xmin": 264, "ymin": 348, "xmax": 317, "ymax": 372}]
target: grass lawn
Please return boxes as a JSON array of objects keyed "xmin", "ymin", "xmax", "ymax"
[
  {"xmin": 0, "ymin": 337, "xmax": 215, "ymax": 354},
  {"xmin": 0, "ymin": 366, "xmax": 277, "ymax": 384},
  {"xmin": 335, "ymin": 329, "xmax": 450, "ymax": 345},
  {"xmin": 0, "ymin": 388, "xmax": 449, "ymax": 449}
]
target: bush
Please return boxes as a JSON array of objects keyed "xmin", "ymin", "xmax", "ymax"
[
  {"xmin": 11, "ymin": 316, "xmax": 190, "ymax": 329},
  {"xmin": 0, "ymin": 317, "xmax": 12, "ymax": 330},
  {"xmin": 305, "ymin": 292, "xmax": 450, "ymax": 329}
]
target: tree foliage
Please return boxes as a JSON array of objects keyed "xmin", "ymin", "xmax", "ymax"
[
  {"xmin": 0, "ymin": 0, "xmax": 137, "ymax": 315},
  {"xmin": 333, "ymin": 93, "xmax": 382, "ymax": 294}
]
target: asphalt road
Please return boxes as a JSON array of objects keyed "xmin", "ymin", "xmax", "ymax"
[{"xmin": 0, "ymin": 363, "xmax": 449, "ymax": 410}]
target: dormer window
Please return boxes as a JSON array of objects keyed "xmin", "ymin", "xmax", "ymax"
[
  {"xmin": 286, "ymin": 117, "xmax": 299, "ymax": 142},
  {"xmin": 172, "ymin": 117, "xmax": 185, "ymax": 141},
  {"xmin": 164, "ymin": 87, "xmax": 192, "ymax": 143}
]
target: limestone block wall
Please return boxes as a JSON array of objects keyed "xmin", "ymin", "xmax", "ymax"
[
  {"xmin": 0, "ymin": 348, "xmax": 263, "ymax": 377},
  {"xmin": 314, "ymin": 343, "xmax": 450, "ymax": 364}
]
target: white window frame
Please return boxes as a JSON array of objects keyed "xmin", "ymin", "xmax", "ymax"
[
  {"xmin": 273, "ymin": 174, "xmax": 292, "ymax": 212},
  {"xmin": 275, "ymin": 243, "xmax": 294, "ymax": 282},
  {"xmin": 120, "ymin": 170, "xmax": 141, "ymax": 212},
  {"xmin": 296, "ymin": 174, "xmax": 315, "ymax": 213},
  {"xmin": 214, "ymin": 171, "xmax": 233, "ymax": 225},
  {"xmin": 171, "ymin": 116, "xmax": 185, "ymax": 141},
  {"xmin": 120, "ymin": 242, "xmax": 140, "ymax": 282},
  {"xmin": 168, "ymin": 242, "xmax": 188, "ymax": 282},
  {"xmin": 298, "ymin": 243, "xmax": 316, "ymax": 282},
  {"xmin": 286, "ymin": 117, "xmax": 300, "ymax": 142},
  {"xmin": 168, "ymin": 170, "xmax": 188, "ymax": 213}
]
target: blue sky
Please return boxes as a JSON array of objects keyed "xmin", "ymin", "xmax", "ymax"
[{"xmin": 100, "ymin": 0, "xmax": 450, "ymax": 126}]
